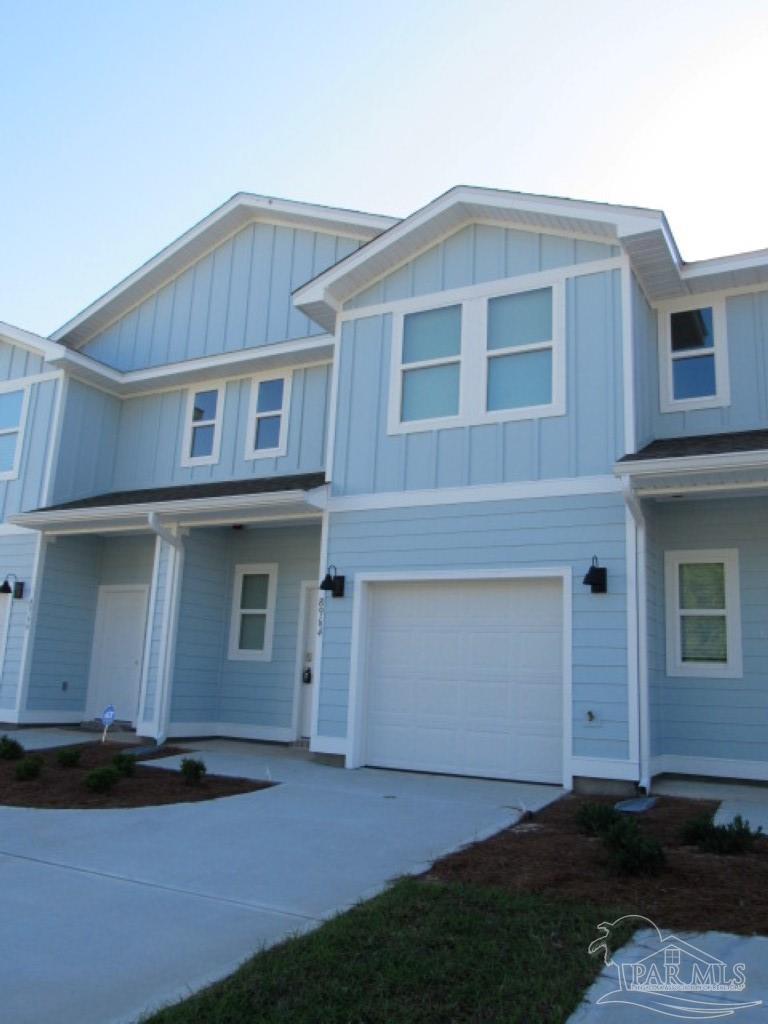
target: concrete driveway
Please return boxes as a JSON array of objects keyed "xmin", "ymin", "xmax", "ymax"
[{"xmin": 0, "ymin": 737, "xmax": 561, "ymax": 1024}]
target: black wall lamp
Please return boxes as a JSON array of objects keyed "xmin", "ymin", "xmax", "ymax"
[
  {"xmin": 0, "ymin": 574, "xmax": 24, "ymax": 599},
  {"xmin": 582, "ymin": 556, "xmax": 607, "ymax": 594},
  {"xmin": 320, "ymin": 565, "xmax": 345, "ymax": 598}
]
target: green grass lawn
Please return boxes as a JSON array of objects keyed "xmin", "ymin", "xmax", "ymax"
[{"xmin": 145, "ymin": 879, "xmax": 632, "ymax": 1024}]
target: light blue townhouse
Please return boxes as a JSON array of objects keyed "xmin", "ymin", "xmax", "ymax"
[{"xmin": 0, "ymin": 186, "xmax": 767, "ymax": 791}]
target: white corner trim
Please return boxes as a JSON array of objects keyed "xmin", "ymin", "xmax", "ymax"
[
  {"xmin": 650, "ymin": 754, "xmax": 768, "ymax": 783},
  {"xmin": 620, "ymin": 256, "xmax": 636, "ymax": 454},
  {"xmin": 136, "ymin": 536, "xmax": 162, "ymax": 726},
  {"xmin": 243, "ymin": 370, "xmax": 292, "ymax": 461},
  {"xmin": 325, "ymin": 474, "xmax": 621, "ymax": 512},
  {"xmin": 344, "ymin": 566, "xmax": 573, "ymax": 788},
  {"xmin": 657, "ymin": 297, "xmax": 730, "ymax": 413},
  {"xmin": 227, "ymin": 563, "xmax": 278, "ymax": 661},
  {"xmin": 664, "ymin": 548, "xmax": 742, "ymax": 679},
  {"xmin": 165, "ymin": 721, "xmax": 296, "ymax": 743},
  {"xmin": 570, "ymin": 757, "xmax": 640, "ymax": 782},
  {"xmin": 310, "ymin": 735, "xmax": 348, "ymax": 756},
  {"xmin": 179, "ymin": 381, "xmax": 226, "ymax": 468},
  {"xmin": 42, "ymin": 374, "xmax": 68, "ymax": 506}
]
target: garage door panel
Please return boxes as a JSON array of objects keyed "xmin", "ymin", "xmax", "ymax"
[{"xmin": 363, "ymin": 579, "xmax": 564, "ymax": 784}]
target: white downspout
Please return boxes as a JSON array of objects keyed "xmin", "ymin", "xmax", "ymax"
[{"xmin": 622, "ymin": 478, "xmax": 651, "ymax": 792}]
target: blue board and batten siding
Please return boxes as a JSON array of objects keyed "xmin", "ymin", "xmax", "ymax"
[
  {"xmin": 79, "ymin": 222, "xmax": 360, "ymax": 371},
  {"xmin": 647, "ymin": 497, "xmax": 768, "ymax": 765},
  {"xmin": 319, "ymin": 494, "xmax": 629, "ymax": 761},
  {"xmin": 346, "ymin": 224, "xmax": 619, "ymax": 309},
  {"xmin": 50, "ymin": 379, "xmax": 121, "ymax": 506},
  {"xmin": 170, "ymin": 524, "xmax": 320, "ymax": 731},
  {"xmin": 335, "ymin": 270, "xmax": 623, "ymax": 494}
]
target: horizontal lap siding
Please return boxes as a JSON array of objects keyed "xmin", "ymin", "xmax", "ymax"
[
  {"xmin": 111, "ymin": 363, "xmax": 329, "ymax": 491},
  {"xmin": 345, "ymin": 225, "xmax": 619, "ymax": 308},
  {"xmin": 649, "ymin": 497, "xmax": 768, "ymax": 762},
  {"xmin": 27, "ymin": 536, "xmax": 101, "ymax": 712},
  {"xmin": 216, "ymin": 525, "xmax": 320, "ymax": 729},
  {"xmin": 652, "ymin": 288, "xmax": 768, "ymax": 439},
  {"xmin": 79, "ymin": 223, "xmax": 360, "ymax": 371},
  {"xmin": 319, "ymin": 493, "xmax": 629, "ymax": 759},
  {"xmin": 335, "ymin": 269, "xmax": 623, "ymax": 494},
  {"xmin": 0, "ymin": 533, "xmax": 39, "ymax": 711},
  {"xmin": 171, "ymin": 529, "xmax": 230, "ymax": 723}
]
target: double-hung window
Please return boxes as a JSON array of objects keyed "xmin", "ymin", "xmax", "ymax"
[
  {"xmin": 181, "ymin": 384, "xmax": 224, "ymax": 466},
  {"xmin": 228, "ymin": 563, "xmax": 277, "ymax": 661},
  {"xmin": 0, "ymin": 385, "xmax": 28, "ymax": 480},
  {"xmin": 665, "ymin": 550, "xmax": 742, "ymax": 678},
  {"xmin": 388, "ymin": 280, "xmax": 564, "ymax": 432},
  {"xmin": 660, "ymin": 300, "xmax": 729, "ymax": 411},
  {"xmin": 245, "ymin": 374, "xmax": 291, "ymax": 459}
]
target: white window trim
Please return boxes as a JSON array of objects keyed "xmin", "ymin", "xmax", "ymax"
[
  {"xmin": 180, "ymin": 382, "xmax": 225, "ymax": 467},
  {"xmin": 227, "ymin": 562, "xmax": 278, "ymax": 661},
  {"xmin": 0, "ymin": 381, "xmax": 30, "ymax": 482},
  {"xmin": 244, "ymin": 371, "xmax": 292, "ymax": 461},
  {"xmin": 658, "ymin": 297, "xmax": 730, "ymax": 413},
  {"xmin": 664, "ymin": 549, "xmax": 742, "ymax": 679},
  {"xmin": 386, "ymin": 278, "xmax": 566, "ymax": 435}
]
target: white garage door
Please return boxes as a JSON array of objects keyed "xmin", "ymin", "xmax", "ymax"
[{"xmin": 363, "ymin": 578, "xmax": 563, "ymax": 784}]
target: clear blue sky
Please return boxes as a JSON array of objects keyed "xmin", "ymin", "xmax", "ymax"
[{"xmin": 1, "ymin": 0, "xmax": 767, "ymax": 336}]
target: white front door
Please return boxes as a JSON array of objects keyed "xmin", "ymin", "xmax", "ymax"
[
  {"xmin": 363, "ymin": 578, "xmax": 564, "ymax": 784},
  {"xmin": 86, "ymin": 585, "xmax": 149, "ymax": 724},
  {"xmin": 298, "ymin": 584, "xmax": 319, "ymax": 738}
]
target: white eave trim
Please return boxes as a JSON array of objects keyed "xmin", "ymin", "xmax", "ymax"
[
  {"xmin": 50, "ymin": 194, "xmax": 397, "ymax": 349},
  {"xmin": 616, "ymin": 449, "xmax": 768, "ymax": 478},
  {"xmin": 0, "ymin": 322, "xmax": 66, "ymax": 362},
  {"xmin": 9, "ymin": 487, "xmax": 326, "ymax": 533}
]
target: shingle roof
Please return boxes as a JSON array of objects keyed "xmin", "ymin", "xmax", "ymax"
[
  {"xmin": 37, "ymin": 472, "xmax": 327, "ymax": 512},
  {"xmin": 619, "ymin": 429, "xmax": 768, "ymax": 462}
]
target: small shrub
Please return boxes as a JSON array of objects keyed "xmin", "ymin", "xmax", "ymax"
[
  {"xmin": 680, "ymin": 814, "xmax": 714, "ymax": 847},
  {"xmin": 112, "ymin": 752, "xmax": 136, "ymax": 777},
  {"xmin": 15, "ymin": 756, "xmax": 42, "ymax": 781},
  {"xmin": 0, "ymin": 734, "xmax": 24, "ymax": 760},
  {"xmin": 575, "ymin": 801, "xmax": 622, "ymax": 837},
  {"xmin": 85, "ymin": 766, "xmax": 121, "ymax": 793},
  {"xmin": 57, "ymin": 747, "xmax": 82, "ymax": 769},
  {"xmin": 180, "ymin": 757, "xmax": 207, "ymax": 785},
  {"xmin": 699, "ymin": 815, "xmax": 762, "ymax": 855},
  {"xmin": 603, "ymin": 817, "xmax": 666, "ymax": 876}
]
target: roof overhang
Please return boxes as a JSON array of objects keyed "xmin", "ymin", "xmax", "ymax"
[
  {"xmin": 50, "ymin": 194, "xmax": 397, "ymax": 349},
  {"xmin": 293, "ymin": 185, "xmax": 768, "ymax": 331},
  {"xmin": 616, "ymin": 450, "xmax": 768, "ymax": 499},
  {"xmin": 0, "ymin": 321, "xmax": 66, "ymax": 362},
  {"xmin": 9, "ymin": 486, "xmax": 328, "ymax": 535}
]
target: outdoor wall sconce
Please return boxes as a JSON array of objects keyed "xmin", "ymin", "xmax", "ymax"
[
  {"xmin": 0, "ymin": 574, "xmax": 24, "ymax": 599},
  {"xmin": 320, "ymin": 565, "xmax": 345, "ymax": 598},
  {"xmin": 582, "ymin": 557, "xmax": 607, "ymax": 594}
]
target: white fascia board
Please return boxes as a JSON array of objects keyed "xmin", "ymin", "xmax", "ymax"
[
  {"xmin": 9, "ymin": 488, "xmax": 318, "ymax": 532},
  {"xmin": 0, "ymin": 321, "xmax": 67, "ymax": 362},
  {"xmin": 50, "ymin": 194, "xmax": 396, "ymax": 349},
  {"xmin": 615, "ymin": 450, "xmax": 768, "ymax": 478},
  {"xmin": 47, "ymin": 335, "xmax": 334, "ymax": 397},
  {"xmin": 293, "ymin": 185, "xmax": 665, "ymax": 319},
  {"xmin": 682, "ymin": 246, "xmax": 768, "ymax": 280}
]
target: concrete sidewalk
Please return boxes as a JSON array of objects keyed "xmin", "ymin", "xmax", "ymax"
[{"xmin": 0, "ymin": 737, "xmax": 560, "ymax": 1024}]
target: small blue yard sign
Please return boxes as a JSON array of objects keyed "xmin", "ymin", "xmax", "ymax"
[{"xmin": 100, "ymin": 704, "xmax": 116, "ymax": 742}]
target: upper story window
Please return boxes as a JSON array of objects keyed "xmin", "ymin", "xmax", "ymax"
[
  {"xmin": 245, "ymin": 373, "xmax": 291, "ymax": 460},
  {"xmin": 181, "ymin": 384, "xmax": 224, "ymax": 467},
  {"xmin": 388, "ymin": 280, "xmax": 564, "ymax": 434},
  {"xmin": 0, "ymin": 385, "xmax": 29, "ymax": 481},
  {"xmin": 664, "ymin": 549, "xmax": 742, "ymax": 678},
  {"xmin": 659, "ymin": 299, "xmax": 730, "ymax": 412}
]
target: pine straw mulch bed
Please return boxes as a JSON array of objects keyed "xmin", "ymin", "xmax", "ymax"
[
  {"xmin": 424, "ymin": 792, "xmax": 768, "ymax": 935},
  {"xmin": 0, "ymin": 741, "xmax": 272, "ymax": 809}
]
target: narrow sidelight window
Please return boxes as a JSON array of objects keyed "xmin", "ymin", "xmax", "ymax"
[{"xmin": 228, "ymin": 563, "xmax": 278, "ymax": 661}]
